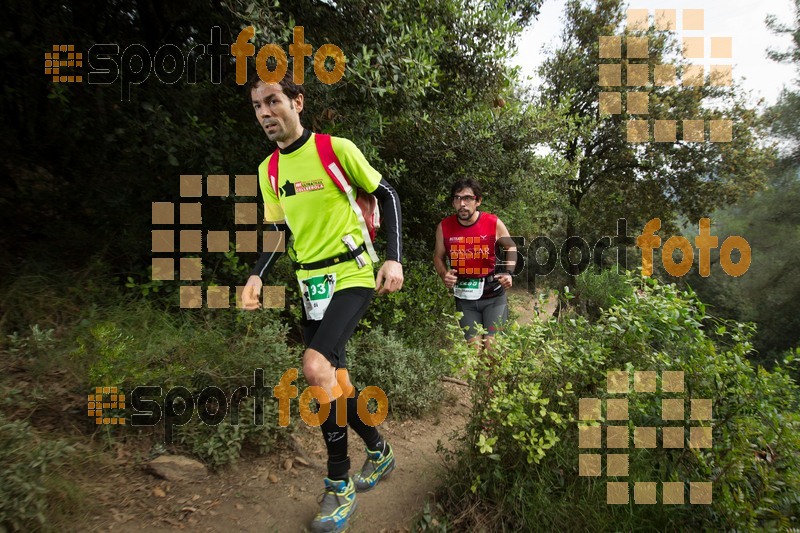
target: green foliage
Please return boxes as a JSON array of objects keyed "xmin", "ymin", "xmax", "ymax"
[
  {"xmin": 413, "ymin": 501, "xmax": 452, "ymax": 532},
  {"xmin": 169, "ymin": 310, "xmax": 302, "ymax": 467},
  {"xmin": 767, "ymin": 0, "xmax": 800, "ymax": 163},
  {"xmin": 686, "ymin": 0, "xmax": 800, "ymax": 362},
  {"xmin": 178, "ymin": 396, "xmax": 281, "ymax": 467},
  {"xmin": 539, "ymin": 0, "xmax": 773, "ymax": 242},
  {"xmin": 6, "ymin": 324, "xmax": 56, "ymax": 359},
  {"xmin": 575, "ymin": 267, "xmax": 634, "ymax": 319},
  {"xmin": 688, "ymin": 168, "xmax": 800, "ymax": 362},
  {"xmin": 364, "ymin": 259, "xmax": 454, "ymax": 352},
  {"xmin": 349, "ymin": 329, "xmax": 447, "ymax": 419},
  {"xmin": 438, "ymin": 275, "xmax": 800, "ymax": 531},
  {"xmin": 71, "ymin": 300, "xmax": 301, "ymax": 467},
  {"xmin": 0, "ymin": 414, "xmax": 80, "ymax": 531},
  {"xmin": 0, "ymin": 262, "xmax": 119, "ymax": 337}
]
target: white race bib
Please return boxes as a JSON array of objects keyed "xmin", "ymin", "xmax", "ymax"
[
  {"xmin": 299, "ymin": 273, "xmax": 336, "ymax": 320},
  {"xmin": 454, "ymin": 278, "xmax": 484, "ymax": 300}
]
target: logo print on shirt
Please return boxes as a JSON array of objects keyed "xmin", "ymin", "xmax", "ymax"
[
  {"xmin": 280, "ymin": 181, "xmax": 296, "ymax": 197},
  {"xmin": 295, "ymin": 179, "xmax": 324, "ymax": 194}
]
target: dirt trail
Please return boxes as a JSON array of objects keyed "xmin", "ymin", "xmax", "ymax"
[
  {"xmin": 509, "ymin": 287, "xmax": 558, "ymax": 325},
  {"xmin": 81, "ymin": 290, "xmax": 552, "ymax": 532},
  {"xmin": 87, "ymin": 383, "xmax": 468, "ymax": 533}
]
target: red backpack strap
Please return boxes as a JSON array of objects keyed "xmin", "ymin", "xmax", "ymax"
[
  {"xmin": 315, "ymin": 133, "xmax": 351, "ymax": 192},
  {"xmin": 267, "ymin": 148, "xmax": 280, "ymax": 198},
  {"xmin": 314, "ymin": 133, "xmax": 380, "ymax": 262}
]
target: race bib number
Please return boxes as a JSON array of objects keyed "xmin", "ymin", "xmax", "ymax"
[
  {"xmin": 454, "ymin": 278, "xmax": 484, "ymax": 300},
  {"xmin": 299, "ymin": 273, "xmax": 336, "ymax": 320}
]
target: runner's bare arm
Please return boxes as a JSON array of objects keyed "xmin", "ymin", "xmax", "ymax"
[
  {"xmin": 243, "ymin": 221, "xmax": 291, "ymax": 310},
  {"xmin": 495, "ymin": 219, "xmax": 515, "ymax": 290},
  {"xmin": 434, "ymin": 223, "xmax": 457, "ymax": 289}
]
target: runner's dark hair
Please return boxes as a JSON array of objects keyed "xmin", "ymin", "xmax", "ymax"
[
  {"xmin": 246, "ymin": 69, "xmax": 305, "ymax": 117},
  {"xmin": 450, "ymin": 178, "xmax": 483, "ymax": 200}
]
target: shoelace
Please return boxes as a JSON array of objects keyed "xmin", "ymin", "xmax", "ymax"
[{"xmin": 316, "ymin": 486, "xmax": 336, "ymax": 504}]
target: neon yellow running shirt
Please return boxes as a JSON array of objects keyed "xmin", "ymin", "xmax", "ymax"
[{"xmin": 258, "ymin": 134, "xmax": 382, "ymax": 291}]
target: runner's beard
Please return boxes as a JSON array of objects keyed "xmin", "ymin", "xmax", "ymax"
[{"xmin": 457, "ymin": 208, "xmax": 474, "ymax": 221}]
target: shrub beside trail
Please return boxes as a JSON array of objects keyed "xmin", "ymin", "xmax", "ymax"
[{"xmin": 436, "ymin": 273, "xmax": 800, "ymax": 531}]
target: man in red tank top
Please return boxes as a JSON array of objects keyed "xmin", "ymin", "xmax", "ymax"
[{"xmin": 434, "ymin": 179, "xmax": 516, "ymax": 351}]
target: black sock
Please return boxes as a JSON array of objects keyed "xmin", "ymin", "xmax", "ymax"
[
  {"xmin": 346, "ymin": 388, "xmax": 383, "ymax": 452},
  {"xmin": 320, "ymin": 398, "xmax": 350, "ymax": 480}
]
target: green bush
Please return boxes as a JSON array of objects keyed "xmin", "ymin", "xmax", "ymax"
[
  {"xmin": 349, "ymin": 329, "xmax": 447, "ymax": 419},
  {"xmin": 5, "ymin": 262, "xmax": 453, "ymax": 468},
  {"xmin": 0, "ymin": 261, "xmax": 120, "ymax": 338},
  {"xmin": 71, "ymin": 301, "xmax": 301, "ymax": 467},
  {"xmin": 0, "ymin": 415, "xmax": 80, "ymax": 531},
  {"xmin": 364, "ymin": 259, "xmax": 454, "ymax": 352},
  {"xmin": 176, "ymin": 394, "xmax": 285, "ymax": 467},
  {"xmin": 437, "ymin": 274, "xmax": 800, "ymax": 531},
  {"xmin": 575, "ymin": 267, "xmax": 633, "ymax": 319}
]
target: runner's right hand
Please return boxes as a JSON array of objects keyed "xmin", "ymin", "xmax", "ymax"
[
  {"xmin": 442, "ymin": 268, "xmax": 458, "ymax": 289},
  {"xmin": 242, "ymin": 275, "xmax": 263, "ymax": 310}
]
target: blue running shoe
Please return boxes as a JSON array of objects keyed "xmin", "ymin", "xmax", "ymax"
[
  {"xmin": 310, "ymin": 477, "xmax": 357, "ymax": 533},
  {"xmin": 353, "ymin": 443, "xmax": 395, "ymax": 492}
]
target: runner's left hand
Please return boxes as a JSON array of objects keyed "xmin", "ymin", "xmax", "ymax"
[
  {"xmin": 494, "ymin": 273, "xmax": 513, "ymax": 290},
  {"xmin": 376, "ymin": 260, "xmax": 404, "ymax": 295}
]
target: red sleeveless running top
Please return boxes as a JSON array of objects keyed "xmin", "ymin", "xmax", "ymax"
[{"xmin": 441, "ymin": 212, "xmax": 498, "ymax": 278}]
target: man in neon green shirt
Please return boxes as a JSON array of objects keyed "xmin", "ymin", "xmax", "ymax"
[{"xmin": 241, "ymin": 72, "xmax": 403, "ymax": 533}]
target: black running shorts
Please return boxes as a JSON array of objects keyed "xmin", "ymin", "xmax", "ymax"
[{"xmin": 302, "ymin": 286, "xmax": 374, "ymax": 368}]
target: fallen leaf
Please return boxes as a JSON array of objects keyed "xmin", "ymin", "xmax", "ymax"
[{"xmin": 153, "ymin": 487, "xmax": 166, "ymax": 498}]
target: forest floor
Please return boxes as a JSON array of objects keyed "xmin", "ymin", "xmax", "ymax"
[{"xmin": 61, "ymin": 288, "xmax": 556, "ymax": 532}]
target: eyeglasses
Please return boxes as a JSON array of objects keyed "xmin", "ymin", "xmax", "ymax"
[{"xmin": 453, "ymin": 195, "xmax": 477, "ymax": 203}]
